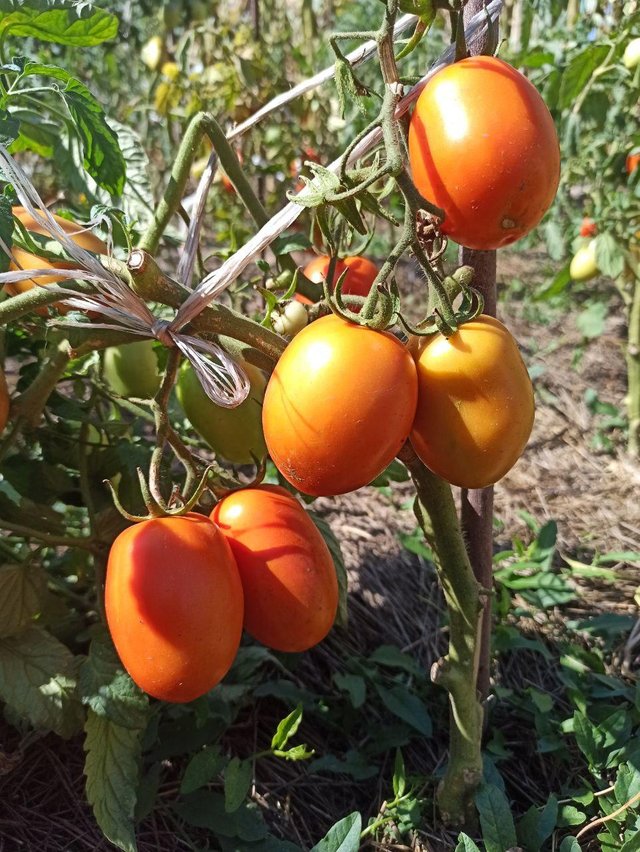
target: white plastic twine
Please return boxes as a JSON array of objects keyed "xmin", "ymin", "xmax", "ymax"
[
  {"xmin": 0, "ymin": 0, "xmax": 501, "ymax": 406},
  {"xmin": 0, "ymin": 147, "xmax": 250, "ymax": 409},
  {"xmin": 172, "ymin": 0, "xmax": 503, "ymax": 332}
]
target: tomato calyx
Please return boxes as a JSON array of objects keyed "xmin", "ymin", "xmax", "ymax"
[
  {"xmin": 327, "ymin": 267, "xmax": 401, "ymax": 331},
  {"xmin": 398, "ymin": 265, "xmax": 484, "ymax": 339}
]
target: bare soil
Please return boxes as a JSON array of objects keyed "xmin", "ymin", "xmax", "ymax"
[{"xmin": 1, "ymin": 249, "xmax": 638, "ymax": 851}]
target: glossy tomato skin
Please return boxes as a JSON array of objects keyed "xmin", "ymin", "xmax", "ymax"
[
  {"xmin": 301, "ymin": 255, "xmax": 378, "ymax": 302},
  {"xmin": 408, "ymin": 56, "xmax": 560, "ymax": 250},
  {"xmin": 262, "ymin": 314, "xmax": 418, "ymax": 496},
  {"xmin": 570, "ymin": 240, "xmax": 598, "ymax": 281},
  {"xmin": 0, "ymin": 368, "xmax": 9, "ymax": 433},
  {"xmin": 6, "ymin": 207, "xmax": 107, "ymax": 297},
  {"xmin": 105, "ymin": 513, "xmax": 244, "ymax": 703},
  {"xmin": 103, "ymin": 339, "xmax": 160, "ymax": 399},
  {"xmin": 176, "ymin": 359, "xmax": 267, "ymax": 464},
  {"xmin": 410, "ymin": 315, "xmax": 534, "ymax": 489},
  {"xmin": 211, "ymin": 486, "xmax": 338, "ymax": 652}
]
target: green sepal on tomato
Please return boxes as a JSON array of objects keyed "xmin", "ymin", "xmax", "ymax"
[
  {"xmin": 176, "ymin": 358, "xmax": 267, "ymax": 465},
  {"xmin": 211, "ymin": 485, "xmax": 338, "ymax": 652},
  {"xmin": 103, "ymin": 339, "xmax": 161, "ymax": 399},
  {"xmin": 409, "ymin": 315, "xmax": 535, "ymax": 489},
  {"xmin": 408, "ymin": 56, "xmax": 560, "ymax": 250},
  {"xmin": 298, "ymin": 254, "xmax": 378, "ymax": 305},
  {"xmin": 105, "ymin": 513, "xmax": 244, "ymax": 703}
]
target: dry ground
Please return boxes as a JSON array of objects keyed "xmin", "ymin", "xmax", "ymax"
[{"xmin": 1, "ymin": 249, "xmax": 638, "ymax": 851}]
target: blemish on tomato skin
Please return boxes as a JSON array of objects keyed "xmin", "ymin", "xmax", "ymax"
[{"xmin": 502, "ymin": 217, "xmax": 517, "ymax": 229}]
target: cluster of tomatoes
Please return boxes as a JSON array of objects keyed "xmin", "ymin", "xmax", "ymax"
[{"xmin": 106, "ymin": 486, "xmax": 338, "ymax": 703}]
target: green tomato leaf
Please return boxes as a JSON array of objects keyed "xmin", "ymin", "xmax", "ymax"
[
  {"xmin": 558, "ymin": 45, "xmax": 610, "ymax": 111},
  {"xmin": 84, "ymin": 709, "xmax": 142, "ymax": 852},
  {"xmin": 375, "ymin": 684, "xmax": 432, "ymax": 736},
  {"xmin": 0, "ymin": 626, "xmax": 83, "ymax": 737},
  {"xmin": 224, "ymin": 757, "xmax": 253, "ymax": 813},
  {"xmin": 0, "ymin": 107, "xmax": 20, "ymax": 147},
  {"xmin": 271, "ymin": 704, "xmax": 303, "ymax": 751},
  {"xmin": 393, "ymin": 748, "xmax": 406, "ymax": 798},
  {"xmin": 180, "ymin": 746, "xmax": 227, "ymax": 795},
  {"xmin": 454, "ymin": 834, "xmax": 482, "ymax": 852},
  {"xmin": 594, "ymin": 233, "xmax": 626, "ymax": 279},
  {"xmin": 516, "ymin": 794, "xmax": 558, "ymax": 851},
  {"xmin": 174, "ymin": 792, "xmax": 268, "ymax": 841},
  {"xmin": 309, "ymin": 812, "xmax": 362, "ymax": 852},
  {"xmin": 576, "ymin": 300, "xmax": 608, "ymax": 340},
  {"xmin": 474, "ymin": 783, "xmax": 517, "ymax": 852},
  {"xmin": 0, "ymin": 0, "xmax": 118, "ymax": 46},
  {"xmin": 333, "ymin": 673, "xmax": 366, "ymax": 709},
  {"xmin": 558, "ymin": 839, "xmax": 582, "ymax": 852},
  {"xmin": 14, "ymin": 61, "xmax": 125, "ymax": 195},
  {"xmin": 79, "ymin": 632, "xmax": 149, "ymax": 730},
  {"xmin": 0, "ymin": 561, "xmax": 47, "ymax": 638}
]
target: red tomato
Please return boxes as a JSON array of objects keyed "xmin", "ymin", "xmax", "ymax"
[
  {"xmin": 408, "ymin": 56, "xmax": 560, "ymax": 250},
  {"xmin": 105, "ymin": 513, "xmax": 243, "ymax": 703},
  {"xmin": 627, "ymin": 153, "xmax": 640, "ymax": 175},
  {"xmin": 0, "ymin": 368, "xmax": 8, "ymax": 433},
  {"xmin": 579, "ymin": 218, "xmax": 598, "ymax": 238},
  {"xmin": 299, "ymin": 255, "xmax": 379, "ymax": 305},
  {"xmin": 211, "ymin": 486, "xmax": 338, "ymax": 652},
  {"xmin": 262, "ymin": 314, "xmax": 418, "ymax": 496}
]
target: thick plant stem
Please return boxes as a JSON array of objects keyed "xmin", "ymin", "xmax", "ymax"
[
  {"xmin": 627, "ymin": 275, "xmax": 640, "ymax": 457},
  {"xmin": 458, "ymin": 0, "xmax": 498, "ymax": 708},
  {"xmin": 399, "ymin": 444, "xmax": 483, "ymax": 830}
]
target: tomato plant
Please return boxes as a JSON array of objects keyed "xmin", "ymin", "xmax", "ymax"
[
  {"xmin": 409, "ymin": 316, "xmax": 535, "ymax": 489},
  {"xmin": 176, "ymin": 358, "xmax": 267, "ymax": 464},
  {"xmin": 105, "ymin": 513, "xmax": 243, "ymax": 703},
  {"xmin": 262, "ymin": 314, "xmax": 418, "ymax": 496},
  {"xmin": 408, "ymin": 56, "xmax": 560, "ymax": 250},
  {"xmin": 627, "ymin": 152, "xmax": 640, "ymax": 175},
  {"xmin": 301, "ymin": 255, "xmax": 378, "ymax": 302},
  {"xmin": 211, "ymin": 485, "xmax": 338, "ymax": 652},
  {"xmin": 580, "ymin": 217, "xmax": 598, "ymax": 238},
  {"xmin": 103, "ymin": 339, "xmax": 161, "ymax": 399},
  {"xmin": 570, "ymin": 240, "xmax": 599, "ymax": 281},
  {"xmin": 6, "ymin": 207, "xmax": 107, "ymax": 299},
  {"xmin": 0, "ymin": 367, "xmax": 8, "ymax": 433}
]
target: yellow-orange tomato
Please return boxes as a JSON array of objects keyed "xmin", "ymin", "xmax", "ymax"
[
  {"xmin": 410, "ymin": 316, "xmax": 534, "ymax": 488},
  {"xmin": 408, "ymin": 56, "xmax": 560, "ymax": 250},
  {"xmin": 300, "ymin": 255, "xmax": 378, "ymax": 303},
  {"xmin": 6, "ymin": 207, "xmax": 107, "ymax": 298},
  {"xmin": 627, "ymin": 153, "xmax": 640, "ymax": 175},
  {"xmin": 211, "ymin": 486, "xmax": 338, "ymax": 652},
  {"xmin": 0, "ymin": 368, "xmax": 9, "ymax": 433},
  {"xmin": 262, "ymin": 314, "xmax": 418, "ymax": 496},
  {"xmin": 105, "ymin": 513, "xmax": 243, "ymax": 703}
]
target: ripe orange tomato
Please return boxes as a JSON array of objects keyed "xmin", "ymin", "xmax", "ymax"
[
  {"xmin": 302, "ymin": 255, "xmax": 378, "ymax": 301},
  {"xmin": 408, "ymin": 56, "xmax": 560, "ymax": 250},
  {"xmin": 211, "ymin": 486, "xmax": 338, "ymax": 652},
  {"xmin": 410, "ymin": 316, "xmax": 534, "ymax": 488},
  {"xmin": 105, "ymin": 513, "xmax": 243, "ymax": 703},
  {"xmin": 579, "ymin": 218, "xmax": 597, "ymax": 238},
  {"xmin": 6, "ymin": 207, "xmax": 107, "ymax": 299},
  {"xmin": 0, "ymin": 368, "xmax": 9, "ymax": 433},
  {"xmin": 262, "ymin": 313, "xmax": 418, "ymax": 496},
  {"xmin": 627, "ymin": 152, "xmax": 640, "ymax": 176}
]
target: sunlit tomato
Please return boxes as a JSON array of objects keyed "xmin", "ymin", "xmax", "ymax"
[
  {"xmin": 408, "ymin": 56, "xmax": 560, "ymax": 250},
  {"xmin": 176, "ymin": 359, "xmax": 267, "ymax": 464},
  {"xmin": 299, "ymin": 255, "xmax": 379, "ymax": 305},
  {"xmin": 103, "ymin": 339, "xmax": 160, "ymax": 399},
  {"xmin": 0, "ymin": 368, "xmax": 9, "ymax": 433},
  {"xmin": 105, "ymin": 513, "xmax": 243, "ymax": 703},
  {"xmin": 570, "ymin": 240, "xmax": 599, "ymax": 281},
  {"xmin": 6, "ymin": 207, "xmax": 107, "ymax": 304},
  {"xmin": 627, "ymin": 153, "xmax": 640, "ymax": 175},
  {"xmin": 211, "ymin": 486, "xmax": 338, "ymax": 652},
  {"xmin": 579, "ymin": 218, "xmax": 597, "ymax": 238},
  {"xmin": 262, "ymin": 314, "xmax": 418, "ymax": 496},
  {"xmin": 623, "ymin": 38, "xmax": 640, "ymax": 70},
  {"xmin": 410, "ymin": 315, "xmax": 534, "ymax": 488}
]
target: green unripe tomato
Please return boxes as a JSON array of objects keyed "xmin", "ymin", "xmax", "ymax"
[
  {"xmin": 103, "ymin": 339, "xmax": 161, "ymax": 399},
  {"xmin": 569, "ymin": 240, "xmax": 599, "ymax": 282},
  {"xmin": 176, "ymin": 359, "xmax": 267, "ymax": 464},
  {"xmin": 623, "ymin": 38, "xmax": 640, "ymax": 70}
]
